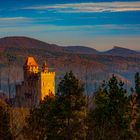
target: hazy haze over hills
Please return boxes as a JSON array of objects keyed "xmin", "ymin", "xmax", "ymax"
[{"xmin": 0, "ymin": 36, "xmax": 140, "ymax": 95}]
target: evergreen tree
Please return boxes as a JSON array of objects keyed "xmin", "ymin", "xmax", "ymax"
[
  {"xmin": 25, "ymin": 71, "xmax": 86, "ymax": 140},
  {"xmin": 0, "ymin": 99, "xmax": 12, "ymax": 140},
  {"xmin": 89, "ymin": 75, "xmax": 130, "ymax": 140},
  {"xmin": 24, "ymin": 96, "xmax": 55, "ymax": 140},
  {"xmin": 55, "ymin": 71, "xmax": 86, "ymax": 140}
]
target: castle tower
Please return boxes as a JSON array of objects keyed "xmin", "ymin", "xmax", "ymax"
[
  {"xmin": 40, "ymin": 61, "xmax": 55, "ymax": 100},
  {"xmin": 16, "ymin": 57, "xmax": 55, "ymax": 108},
  {"xmin": 42, "ymin": 61, "xmax": 48, "ymax": 73},
  {"xmin": 23, "ymin": 57, "xmax": 39, "ymax": 79}
]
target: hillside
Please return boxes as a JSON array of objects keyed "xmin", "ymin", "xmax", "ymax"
[
  {"xmin": 0, "ymin": 36, "xmax": 59, "ymax": 49},
  {"xmin": 0, "ymin": 36, "xmax": 66, "ymax": 57},
  {"xmin": 64, "ymin": 46, "xmax": 99, "ymax": 54},
  {"xmin": 0, "ymin": 36, "xmax": 140, "ymax": 56},
  {"xmin": 103, "ymin": 46, "xmax": 140, "ymax": 57},
  {"xmin": 0, "ymin": 36, "xmax": 140, "ymax": 95}
]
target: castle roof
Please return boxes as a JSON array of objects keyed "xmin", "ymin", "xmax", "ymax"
[{"xmin": 24, "ymin": 57, "xmax": 38, "ymax": 67}]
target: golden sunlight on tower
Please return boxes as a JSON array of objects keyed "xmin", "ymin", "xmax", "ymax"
[
  {"xmin": 16, "ymin": 57, "xmax": 55, "ymax": 108},
  {"xmin": 40, "ymin": 61, "xmax": 55, "ymax": 100}
]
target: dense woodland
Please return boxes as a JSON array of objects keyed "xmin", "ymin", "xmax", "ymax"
[
  {"xmin": 0, "ymin": 71, "xmax": 140, "ymax": 140},
  {"xmin": 0, "ymin": 36, "xmax": 140, "ymax": 140}
]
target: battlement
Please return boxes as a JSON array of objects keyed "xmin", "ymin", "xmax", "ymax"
[{"xmin": 41, "ymin": 71, "xmax": 55, "ymax": 75}]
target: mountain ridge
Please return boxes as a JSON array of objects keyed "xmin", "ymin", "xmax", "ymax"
[
  {"xmin": 102, "ymin": 46, "xmax": 140, "ymax": 57},
  {"xmin": 64, "ymin": 45, "xmax": 99, "ymax": 54},
  {"xmin": 0, "ymin": 36, "xmax": 140, "ymax": 94},
  {"xmin": 0, "ymin": 36, "xmax": 140, "ymax": 57}
]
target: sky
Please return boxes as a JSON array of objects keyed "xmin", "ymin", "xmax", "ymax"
[{"xmin": 0, "ymin": 0, "xmax": 140, "ymax": 51}]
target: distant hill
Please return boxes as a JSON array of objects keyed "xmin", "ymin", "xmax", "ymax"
[
  {"xmin": 103, "ymin": 46, "xmax": 140, "ymax": 57},
  {"xmin": 0, "ymin": 36, "xmax": 65, "ymax": 54},
  {"xmin": 64, "ymin": 46, "xmax": 99, "ymax": 54},
  {"xmin": 0, "ymin": 36, "xmax": 140, "ymax": 95},
  {"xmin": 0, "ymin": 36, "xmax": 57, "ymax": 48},
  {"xmin": 0, "ymin": 37, "xmax": 140, "ymax": 57}
]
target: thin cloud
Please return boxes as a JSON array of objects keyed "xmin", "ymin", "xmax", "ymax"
[
  {"xmin": 0, "ymin": 17, "xmax": 35, "ymax": 28},
  {"xmin": 22, "ymin": 2, "xmax": 140, "ymax": 13},
  {"xmin": 0, "ymin": 17, "xmax": 63, "ymax": 27},
  {"xmin": 0, "ymin": 24, "xmax": 140, "ymax": 32},
  {"xmin": 0, "ymin": 17, "xmax": 31, "ymax": 21}
]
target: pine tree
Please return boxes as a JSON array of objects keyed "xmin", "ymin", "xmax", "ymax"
[
  {"xmin": 89, "ymin": 75, "xmax": 130, "ymax": 140},
  {"xmin": 24, "ymin": 96, "xmax": 55, "ymax": 140},
  {"xmin": 55, "ymin": 71, "xmax": 86, "ymax": 140},
  {"xmin": 25, "ymin": 71, "xmax": 86, "ymax": 140}
]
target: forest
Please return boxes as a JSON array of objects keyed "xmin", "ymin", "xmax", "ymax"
[{"xmin": 0, "ymin": 71, "xmax": 140, "ymax": 140}]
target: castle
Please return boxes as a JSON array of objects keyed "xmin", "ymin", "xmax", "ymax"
[{"xmin": 16, "ymin": 57, "xmax": 55, "ymax": 108}]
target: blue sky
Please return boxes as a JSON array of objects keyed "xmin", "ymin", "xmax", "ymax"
[{"xmin": 0, "ymin": 0, "xmax": 140, "ymax": 50}]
